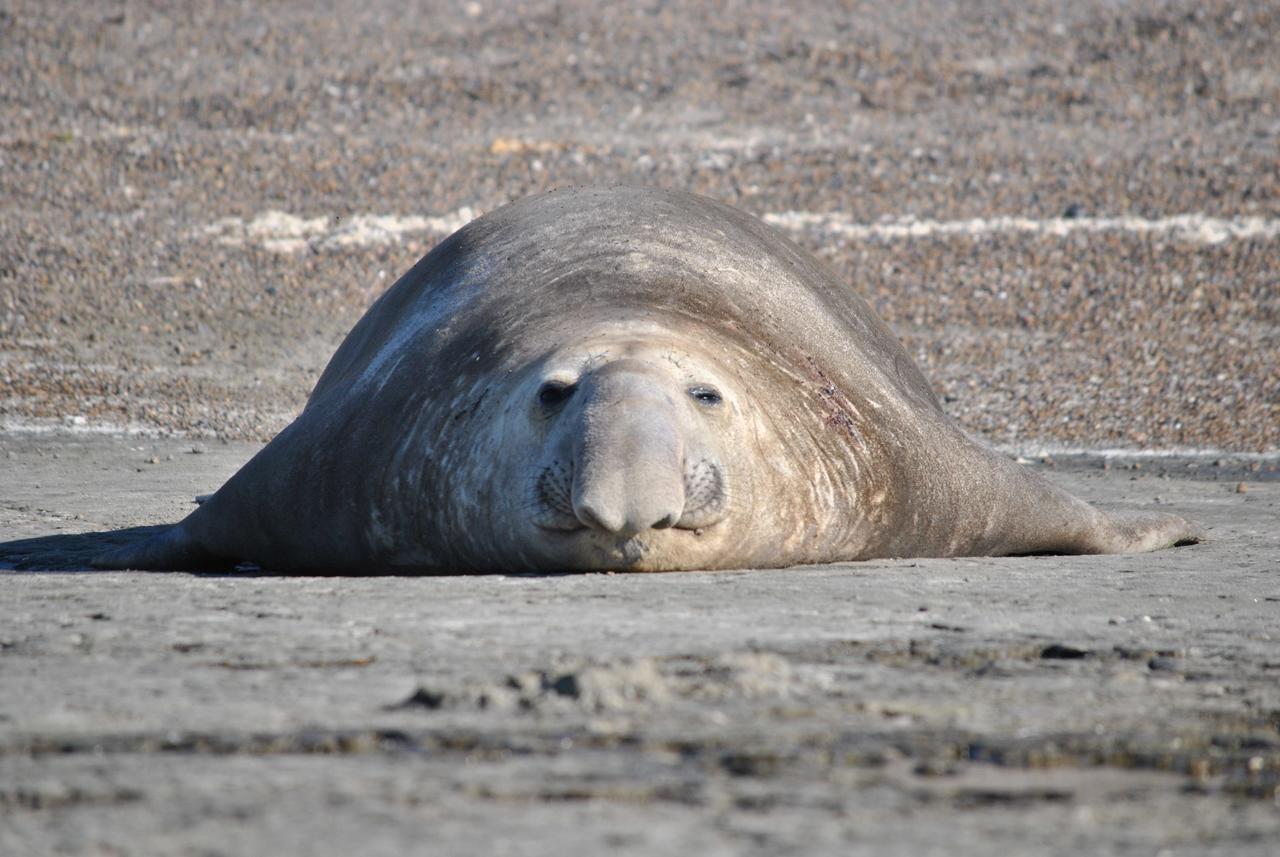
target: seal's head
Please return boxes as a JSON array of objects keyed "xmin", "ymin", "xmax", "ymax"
[{"xmin": 492, "ymin": 323, "xmax": 757, "ymax": 571}]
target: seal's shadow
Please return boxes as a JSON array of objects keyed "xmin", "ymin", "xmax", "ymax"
[
  {"xmin": 1, "ymin": 527, "xmax": 172, "ymax": 573},
  {"xmin": 0, "ymin": 529, "xmax": 582, "ymax": 577}
]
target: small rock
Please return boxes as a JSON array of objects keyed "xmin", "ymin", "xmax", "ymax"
[
  {"xmin": 1040, "ymin": 643, "xmax": 1090, "ymax": 660},
  {"xmin": 1147, "ymin": 656, "xmax": 1182, "ymax": 672},
  {"xmin": 914, "ymin": 757, "xmax": 960, "ymax": 777},
  {"xmin": 1235, "ymin": 482, "xmax": 1247, "ymax": 494},
  {"xmin": 388, "ymin": 687, "xmax": 446, "ymax": 710}
]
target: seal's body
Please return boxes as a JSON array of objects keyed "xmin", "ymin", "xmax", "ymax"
[{"xmin": 95, "ymin": 187, "xmax": 1201, "ymax": 572}]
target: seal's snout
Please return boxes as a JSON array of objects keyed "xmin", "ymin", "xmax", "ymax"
[
  {"xmin": 568, "ymin": 362, "xmax": 688, "ymax": 538},
  {"xmin": 570, "ymin": 413, "xmax": 687, "ymax": 537},
  {"xmin": 529, "ymin": 354, "xmax": 732, "ymax": 546}
]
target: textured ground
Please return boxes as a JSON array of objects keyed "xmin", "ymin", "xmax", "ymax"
[
  {"xmin": 2, "ymin": 0, "xmax": 1279, "ymax": 854},
  {"xmin": 2, "ymin": 434, "xmax": 1279, "ymax": 856}
]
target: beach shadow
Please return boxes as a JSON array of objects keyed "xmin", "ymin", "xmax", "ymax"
[
  {"xmin": 0, "ymin": 527, "xmax": 171, "ymax": 573},
  {"xmin": 0, "ymin": 528, "xmax": 289, "ymax": 576},
  {"xmin": 0, "ymin": 529, "xmax": 584, "ymax": 577}
]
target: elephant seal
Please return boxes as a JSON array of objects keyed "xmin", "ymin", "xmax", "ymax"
[{"xmin": 94, "ymin": 186, "xmax": 1201, "ymax": 572}]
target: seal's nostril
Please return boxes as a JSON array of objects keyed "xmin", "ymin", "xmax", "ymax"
[{"xmin": 574, "ymin": 502, "xmax": 623, "ymax": 534}]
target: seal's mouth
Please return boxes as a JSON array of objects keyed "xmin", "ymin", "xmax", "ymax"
[
  {"xmin": 533, "ymin": 519, "xmax": 720, "ymax": 536},
  {"xmin": 534, "ymin": 528, "xmax": 692, "ymax": 569},
  {"xmin": 533, "ymin": 519, "xmax": 719, "ymax": 539}
]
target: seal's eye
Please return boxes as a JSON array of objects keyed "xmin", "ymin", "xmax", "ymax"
[
  {"xmin": 688, "ymin": 385, "xmax": 723, "ymax": 407},
  {"xmin": 537, "ymin": 380, "xmax": 576, "ymax": 407}
]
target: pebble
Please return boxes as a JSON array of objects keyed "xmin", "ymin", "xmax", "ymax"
[{"xmin": 1147, "ymin": 656, "xmax": 1183, "ymax": 672}]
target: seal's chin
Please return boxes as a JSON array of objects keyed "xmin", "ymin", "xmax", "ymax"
[
  {"xmin": 532, "ymin": 526, "xmax": 714, "ymax": 571},
  {"xmin": 615, "ymin": 536, "xmax": 648, "ymax": 566}
]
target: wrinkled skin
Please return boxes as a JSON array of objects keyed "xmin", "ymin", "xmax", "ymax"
[{"xmin": 93, "ymin": 186, "xmax": 1202, "ymax": 573}]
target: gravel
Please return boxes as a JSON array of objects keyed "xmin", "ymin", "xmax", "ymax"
[{"xmin": 1, "ymin": 0, "xmax": 1276, "ymax": 449}]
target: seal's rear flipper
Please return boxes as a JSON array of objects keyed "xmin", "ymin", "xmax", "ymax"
[
  {"xmin": 91, "ymin": 523, "xmax": 228, "ymax": 571},
  {"xmin": 946, "ymin": 447, "xmax": 1207, "ymax": 558},
  {"xmin": 1090, "ymin": 510, "xmax": 1205, "ymax": 554}
]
